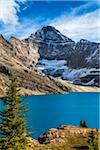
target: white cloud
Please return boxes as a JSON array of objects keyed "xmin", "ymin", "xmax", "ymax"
[
  {"xmin": 0, "ymin": 1, "xmax": 99, "ymax": 43},
  {"xmin": 0, "ymin": 19, "xmax": 39, "ymax": 39},
  {"xmin": 50, "ymin": 7, "xmax": 100, "ymax": 42},
  {"xmin": 0, "ymin": 0, "xmax": 27, "ymax": 25},
  {"xmin": 14, "ymin": 20, "xmax": 39, "ymax": 39},
  {"xmin": 22, "ymin": 4, "xmax": 29, "ymax": 11}
]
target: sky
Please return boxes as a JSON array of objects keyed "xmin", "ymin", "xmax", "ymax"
[{"xmin": 0, "ymin": 0, "xmax": 100, "ymax": 42}]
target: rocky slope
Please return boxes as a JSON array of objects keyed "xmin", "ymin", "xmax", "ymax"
[
  {"xmin": 0, "ymin": 34, "xmax": 72, "ymax": 96},
  {"xmin": 28, "ymin": 125, "xmax": 100, "ymax": 150},
  {"xmin": 0, "ymin": 26, "xmax": 100, "ymax": 95}
]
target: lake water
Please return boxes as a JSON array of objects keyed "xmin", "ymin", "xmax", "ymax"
[
  {"xmin": 0, "ymin": 92, "xmax": 99, "ymax": 139},
  {"xmin": 25, "ymin": 92, "xmax": 99, "ymax": 139}
]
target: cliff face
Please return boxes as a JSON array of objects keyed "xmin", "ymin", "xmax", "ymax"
[
  {"xmin": 9, "ymin": 36, "xmax": 39, "ymax": 68},
  {"xmin": 74, "ymin": 39, "xmax": 99, "ymax": 68},
  {"xmin": 34, "ymin": 26, "xmax": 75, "ymax": 61}
]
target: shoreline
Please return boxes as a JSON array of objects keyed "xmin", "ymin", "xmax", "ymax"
[{"xmin": 28, "ymin": 125, "xmax": 100, "ymax": 150}]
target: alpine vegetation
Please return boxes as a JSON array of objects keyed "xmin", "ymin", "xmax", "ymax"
[{"xmin": 0, "ymin": 75, "xmax": 31, "ymax": 150}]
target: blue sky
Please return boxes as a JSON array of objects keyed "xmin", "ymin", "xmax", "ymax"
[{"xmin": 0, "ymin": 0, "xmax": 100, "ymax": 42}]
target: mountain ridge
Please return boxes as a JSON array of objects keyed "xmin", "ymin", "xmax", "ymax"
[
  {"xmin": 0, "ymin": 25, "xmax": 100, "ymax": 95},
  {"xmin": 23, "ymin": 25, "xmax": 100, "ymax": 86}
]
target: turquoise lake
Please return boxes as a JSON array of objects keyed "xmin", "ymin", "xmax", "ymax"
[
  {"xmin": 0, "ymin": 92, "xmax": 99, "ymax": 139},
  {"xmin": 25, "ymin": 92, "xmax": 99, "ymax": 139}
]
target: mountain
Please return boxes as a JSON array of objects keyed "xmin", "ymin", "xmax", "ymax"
[
  {"xmin": 0, "ymin": 34, "xmax": 72, "ymax": 95},
  {"xmin": 24, "ymin": 26, "xmax": 99, "ymax": 68},
  {"xmin": 24, "ymin": 26, "xmax": 75, "ymax": 61},
  {"xmin": 0, "ymin": 26, "xmax": 100, "ymax": 95},
  {"xmin": 23, "ymin": 26, "xmax": 100, "ymax": 87},
  {"xmin": 23, "ymin": 26, "xmax": 100, "ymax": 86}
]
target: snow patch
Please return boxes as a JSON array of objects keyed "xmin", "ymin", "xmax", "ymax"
[
  {"xmin": 81, "ymin": 79, "xmax": 95, "ymax": 86},
  {"xmin": 37, "ymin": 59, "xmax": 67, "ymax": 70},
  {"xmin": 37, "ymin": 59, "xmax": 99, "ymax": 85}
]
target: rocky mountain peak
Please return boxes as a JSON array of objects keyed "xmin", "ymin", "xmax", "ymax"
[
  {"xmin": 9, "ymin": 36, "xmax": 21, "ymax": 42},
  {"xmin": 0, "ymin": 34, "xmax": 4, "ymax": 39},
  {"xmin": 0, "ymin": 34, "xmax": 8, "ymax": 44},
  {"xmin": 9, "ymin": 36, "xmax": 22, "ymax": 48},
  {"xmin": 34, "ymin": 25, "xmax": 73, "ymax": 43},
  {"xmin": 79, "ymin": 39, "xmax": 91, "ymax": 44},
  {"xmin": 0, "ymin": 34, "xmax": 13, "ymax": 57},
  {"xmin": 41, "ymin": 26, "xmax": 58, "ymax": 32}
]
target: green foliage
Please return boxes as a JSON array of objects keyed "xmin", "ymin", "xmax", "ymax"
[
  {"xmin": 88, "ymin": 130, "xmax": 99, "ymax": 150},
  {"xmin": 80, "ymin": 120, "xmax": 88, "ymax": 128},
  {"xmin": 0, "ymin": 75, "xmax": 31, "ymax": 150}
]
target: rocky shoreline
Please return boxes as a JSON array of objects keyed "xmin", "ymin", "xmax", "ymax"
[{"xmin": 28, "ymin": 125, "xmax": 100, "ymax": 150}]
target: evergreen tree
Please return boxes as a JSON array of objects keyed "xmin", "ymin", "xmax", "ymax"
[
  {"xmin": 88, "ymin": 130, "xmax": 99, "ymax": 150},
  {"xmin": 0, "ymin": 75, "xmax": 31, "ymax": 150},
  {"xmin": 80, "ymin": 120, "xmax": 88, "ymax": 128}
]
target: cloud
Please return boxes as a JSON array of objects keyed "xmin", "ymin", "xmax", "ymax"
[
  {"xmin": 0, "ymin": 1, "xmax": 99, "ymax": 43},
  {"xmin": 0, "ymin": 19, "xmax": 39, "ymax": 40},
  {"xmin": 0, "ymin": 0, "xmax": 27, "ymax": 25},
  {"xmin": 22, "ymin": 5, "xmax": 29, "ymax": 11},
  {"xmin": 14, "ymin": 19, "xmax": 39, "ymax": 39},
  {"xmin": 50, "ymin": 6, "xmax": 100, "ymax": 42}
]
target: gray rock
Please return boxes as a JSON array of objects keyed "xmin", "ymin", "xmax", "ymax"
[{"xmin": 0, "ymin": 64, "xmax": 11, "ymax": 76}]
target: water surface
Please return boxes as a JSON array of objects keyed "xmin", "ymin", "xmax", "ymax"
[{"xmin": 24, "ymin": 92, "xmax": 99, "ymax": 139}]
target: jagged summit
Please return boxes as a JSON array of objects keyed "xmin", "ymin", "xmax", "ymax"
[
  {"xmin": 79, "ymin": 39, "xmax": 90, "ymax": 44},
  {"xmin": 34, "ymin": 25, "xmax": 74, "ymax": 43},
  {"xmin": 79, "ymin": 39, "xmax": 100, "ymax": 44},
  {"xmin": 40, "ymin": 26, "xmax": 59, "ymax": 32},
  {"xmin": 0, "ymin": 34, "xmax": 8, "ymax": 43},
  {"xmin": 9, "ymin": 36, "xmax": 21, "ymax": 42},
  {"xmin": 0, "ymin": 34, "xmax": 3, "ymax": 38}
]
